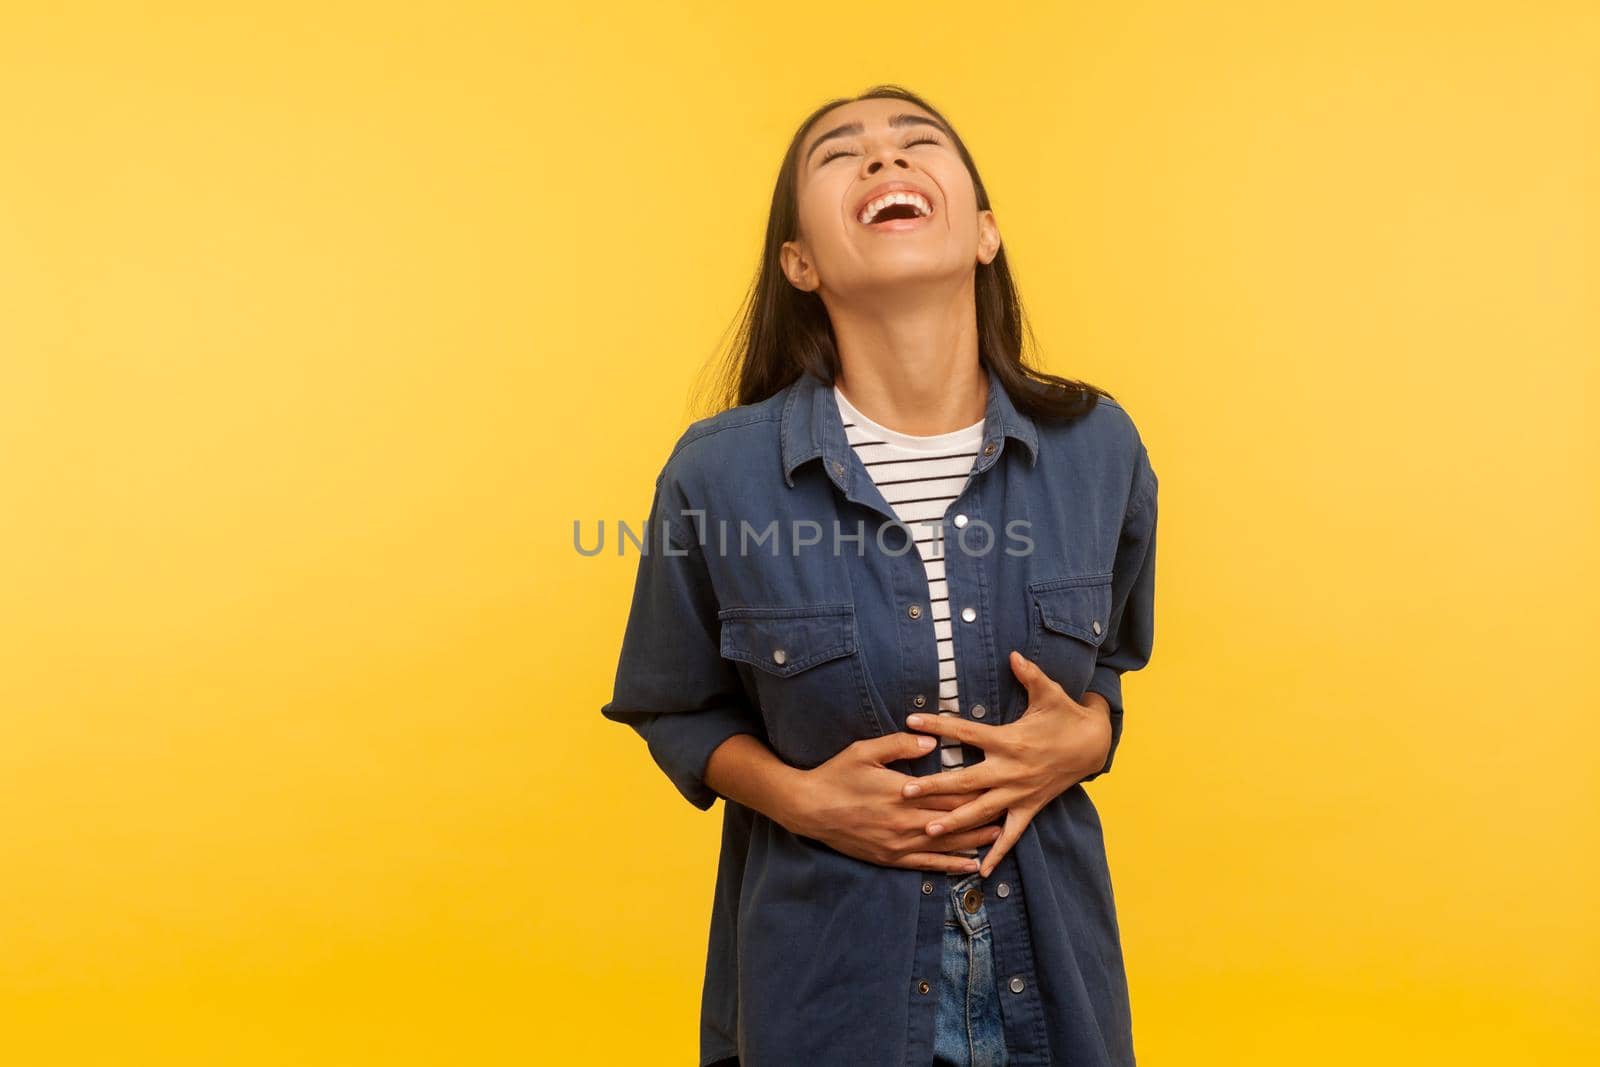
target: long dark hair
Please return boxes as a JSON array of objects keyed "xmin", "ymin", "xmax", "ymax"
[{"xmin": 694, "ymin": 84, "xmax": 1112, "ymax": 423}]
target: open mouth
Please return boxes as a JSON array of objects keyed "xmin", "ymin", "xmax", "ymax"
[{"xmin": 857, "ymin": 191, "xmax": 935, "ymax": 228}]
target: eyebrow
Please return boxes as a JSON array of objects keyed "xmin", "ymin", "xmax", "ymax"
[{"xmin": 803, "ymin": 112, "xmax": 949, "ymax": 167}]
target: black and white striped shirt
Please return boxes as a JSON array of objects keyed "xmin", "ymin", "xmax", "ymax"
[{"xmin": 834, "ymin": 384, "xmax": 985, "ymax": 857}]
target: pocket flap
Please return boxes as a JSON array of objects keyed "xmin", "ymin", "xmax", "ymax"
[
  {"xmin": 717, "ymin": 604, "xmax": 857, "ymax": 677},
  {"xmin": 1030, "ymin": 577, "xmax": 1113, "ymax": 647}
]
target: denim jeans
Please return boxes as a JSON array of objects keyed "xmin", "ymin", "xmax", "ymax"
[{"xmin": 932, "ymin": 871, "xmax": 1010, "ymax": 1066}]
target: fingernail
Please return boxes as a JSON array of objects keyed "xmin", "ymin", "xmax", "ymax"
[
  {"xmin": 907, "ymin": 715, "xmax": 924, "ymax": 726},
  {"xmin": 905, "ymin": 783, "xmax": 922, "ymax": 797},
  {"xmin": 917, "ymin": 735, "xmax": 935, "ymax": 750},
  {"xmin": 928, "ymin": 823, "xmax": 943, "ymax": 836}
]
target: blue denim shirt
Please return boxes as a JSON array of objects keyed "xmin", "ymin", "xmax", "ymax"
[{"xmin": 601, "ymin": 362, "xmax": 1158, "ymax": 1066}]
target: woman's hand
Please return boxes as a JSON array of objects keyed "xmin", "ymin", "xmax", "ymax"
[
  {"xmin": 900, "ymin": 651, "xmax": 1113, "ymax": 877},
  {"xmin": 788, "ymin": 731, "xmax": 1005, "ymax": 875}
]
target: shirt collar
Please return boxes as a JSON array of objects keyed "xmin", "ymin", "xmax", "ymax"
[{"xmin": 781, "ymin": 361, "xmax": 1040, "ymax": 490}]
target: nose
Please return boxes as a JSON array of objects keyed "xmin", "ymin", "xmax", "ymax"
[{"xmin": 863, "ymin": 144, "xmax": 911, "ymax": 174}]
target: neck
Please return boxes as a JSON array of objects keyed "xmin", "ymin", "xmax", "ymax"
[{"xmin": 824, "ymin": 277, "xmax": 987, "ymax": 437}]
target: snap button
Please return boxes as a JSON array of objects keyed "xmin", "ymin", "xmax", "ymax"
[
  {"xmin": 917, "ymin": 979, "xmax": 931, "ymax": 995},
  {"xmin": 982, "ymin": 441, "xmax": 997, "ymax": 456},
  {"xmin": 1092, "ymin": 619, "xmax": 1102, "ymax": 634},
  {"xmin": 996, "ymin": 882, "xmax": 1010, "ymax": 898},
  {"xmin": 961, "ymin": 887, "xmax": 983, "ymax": 913},
  {"xmin": 913, "ymin": 694, "xmax": 927, "ymax": 708},
  {"xmin": 771, "ymin": 648, "xmax": 786, "ymax": 665},
  {"xmin": 1009, "ymin": 976, "xmax": 1025, "ymax": 993},
  {"xmin": 922, "ymin": 880, "xmax": 934, "ymax": 895},
  {"xmin": 832, "ymin": 460, "xmax": 844, "ymax": 475},
  {"xmin": 953, "ymin": 513, "xmax": 968, "ymax": 528},
  {"xmin": 970, "ymin": 704, "xmax": 986, "ymax": 719},
  {"xmin": 960, "ymin": 606, "xmax": 976, "ymax": 623},
  {"xmin": 907, "ymin": 604, "xmax": 922, "ymax": 619}
]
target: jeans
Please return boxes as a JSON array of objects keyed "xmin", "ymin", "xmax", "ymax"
[{"xmin": 931, "ymin": 871, "xmax": 1009, "ymax": 1066}]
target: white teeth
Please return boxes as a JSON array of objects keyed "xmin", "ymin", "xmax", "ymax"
[{"xmin": 858, "ymin": 190, "xmax": 932, "ymax": 224}]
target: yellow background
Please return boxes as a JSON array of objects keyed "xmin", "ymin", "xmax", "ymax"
[{"xmin": 2, "ymin": 2, "xmax": 1596, "ymax": 1063}]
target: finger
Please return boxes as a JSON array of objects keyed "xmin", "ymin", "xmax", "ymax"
[
  {"xmin": 897, "ymin": 851, "xmax": 982, "ymax": 875},
  {"xmin": 904, "ymin": 712, "xmax": 998, "ymax": 752},
  {"xmin": 910, "ymin": 823, "xmax": 1004, "ymax": 854},
  {"xmin": 867, "ymin": 730, "xmax": 940, "ymax": 765},
  {"xmin": 901, "ymin": 762, "xmax": 995, "ymax": 799},
  {"xmin": 924, "ymin": 793, "xmax": 1009, "ymax": 838},
  {"xmin": 916, "ymin": 789, "xmax": 986, "ymax": 812},
  {"xmin": 978, "ymin": 806, "xmax": 1031, "ymax": 878},
  {"xmin": 1008, "ymin": 650, "xmax": 1063, "ymax": 706}
]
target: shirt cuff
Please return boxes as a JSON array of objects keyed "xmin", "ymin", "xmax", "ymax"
[
  {"xmin": 1081, "ymin": 663, "xmax": 1125, "ymax": 782},
  {"xmin": 643, "ymin": 707, "xmax": 763, "ymax": 811}
]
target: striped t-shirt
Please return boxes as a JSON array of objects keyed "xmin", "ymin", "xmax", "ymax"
[{"xmin": 834, "ymin": 383, "xmax": 984, "ymax": 859}]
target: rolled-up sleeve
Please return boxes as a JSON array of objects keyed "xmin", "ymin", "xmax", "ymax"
[
  {"xmin": 600, "ymin": 470, "xmax": 764, "ymax": 810},
  {"xmin": 1081, "ymin": 443, "xmax": 1158, "ymax": 782}
]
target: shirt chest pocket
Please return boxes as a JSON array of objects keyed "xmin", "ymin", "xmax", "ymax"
[
  {"xmin": 1025, "ymin": 575, "xmax": 1113, "ymax": 700},
  {"xmin": 717, "ymin": 603, "xmax": 881, "ymax": 769}
]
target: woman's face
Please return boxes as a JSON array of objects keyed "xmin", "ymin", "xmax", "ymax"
[{"xmin": 780, "ymin": 97, "xmax": 1001, "ymax": 300}]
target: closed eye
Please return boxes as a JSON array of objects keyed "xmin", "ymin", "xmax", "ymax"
[{"xmin": 818, "ymin": 135, "xmax": 946, "ymax": 164}]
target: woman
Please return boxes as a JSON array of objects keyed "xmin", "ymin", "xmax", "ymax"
[{"xmin": 601, "ymin": 85, "xmax": 1158, "ymax": 1067}]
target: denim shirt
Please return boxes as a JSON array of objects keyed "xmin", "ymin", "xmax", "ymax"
[{"xmin": 601, "ymin": 362, "xmax": 1158, "ymax": 1066}]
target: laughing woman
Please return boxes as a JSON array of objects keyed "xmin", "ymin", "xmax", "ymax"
[{"xmin": 601, "ymin": 85, "xmax": 1158, "ymax": 1067}]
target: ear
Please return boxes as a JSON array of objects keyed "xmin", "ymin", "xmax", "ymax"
[
  {"xmin": 976, "ymin": 209, "xmax": 1001, "ymax": 265},
  {"xmin": 780, "ymin": 239, "xmax": 820, "ymax": 292}
]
